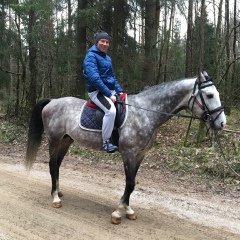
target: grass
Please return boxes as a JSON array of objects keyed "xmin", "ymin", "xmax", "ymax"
[{"xmin": 0, "ymin": 119, "xmax": 26, "ymax": 144}]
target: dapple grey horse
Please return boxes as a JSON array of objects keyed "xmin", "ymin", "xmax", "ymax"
[{"xmin": 25, "ymin": 71, "xmax": 226, "ymax": 224}]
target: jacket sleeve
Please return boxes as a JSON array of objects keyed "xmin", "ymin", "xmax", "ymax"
[
  {"xmin": 84, "ymin": 53, "xmax": 112, "ymax": 97},
  {"xmin": 114, "ymin": 77, "xmax": 123, "ymax": 93},
  {"xmin": 111, "ymin": 66, "xmax": 123, "ymax": 93}
]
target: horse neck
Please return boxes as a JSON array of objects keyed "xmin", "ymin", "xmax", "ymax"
[{"xmin": 133, "ymin": 78, "xmax": 195, "ymax": 121}]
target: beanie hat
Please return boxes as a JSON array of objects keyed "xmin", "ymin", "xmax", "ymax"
[{"xmin": 94, "ymin": 31, "xmax": 110, "ymax": 43}]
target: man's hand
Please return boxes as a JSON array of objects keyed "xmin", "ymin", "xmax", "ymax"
[{"xmin": 110, "ymin": 95, "xmax": 116, "ymax": 102}]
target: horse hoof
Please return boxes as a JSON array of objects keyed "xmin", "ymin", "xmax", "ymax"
[
  {"xmin": 58, "ymin": 191, "xmax": 63, "ymax": 197},
  {"xmin": 52, "ymin": 201, "xmax": 62, "ymax": 208},
  {"xmin": 126, "ymin": 213, "xmax": 137, "ymax": 220},
  {"xmin": 111, "ymin": 216, "xmax": 121, "ymax": 224}
]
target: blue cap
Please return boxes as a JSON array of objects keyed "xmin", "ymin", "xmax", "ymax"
[{"xmin": 94, "ymin": 31, "xmax": 110, "ymax": 43}]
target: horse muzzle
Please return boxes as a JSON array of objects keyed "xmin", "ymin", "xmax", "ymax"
[{"xmin": 204, "ymin": 108, "xmax": 226, "ymax": 130}]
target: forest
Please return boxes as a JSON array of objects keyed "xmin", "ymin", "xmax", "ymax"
[{"xmin": 0, "ymin": 0, "xmax": 239, "ymax": 118}]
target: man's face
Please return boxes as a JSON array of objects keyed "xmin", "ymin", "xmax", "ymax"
[{"xmin": 97, "ymin": 39, "xmax": 109, "ymax": 52}]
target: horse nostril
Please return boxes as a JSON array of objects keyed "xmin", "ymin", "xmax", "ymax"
[{"xmin": 221, "ymin": 122, "xmax": 226, "ymax": 128}]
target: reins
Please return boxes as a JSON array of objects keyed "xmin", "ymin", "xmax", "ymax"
[
  {"xmin": 117, "ymin": 101, "xmax": 203, "ymax": 120},
  {"xmin": 213, "ymin": 130, "xmax": 240, "ymax": 178}
]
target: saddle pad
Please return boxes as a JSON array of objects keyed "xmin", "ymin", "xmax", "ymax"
[{"xmin": 79, "ymin": 96, "xmax": 128, "ymax": 132}]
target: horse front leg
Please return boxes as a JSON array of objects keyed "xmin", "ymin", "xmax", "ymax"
[{"xmin": 111, "ymin": 157, "xmax": 142, "ymax": 224}]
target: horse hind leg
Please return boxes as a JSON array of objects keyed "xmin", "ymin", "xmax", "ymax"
[
  {"xmin": 56, "ymin": 135, "xmax": 74, "ymax": 198},
  {"xmin": 49, "ymin": 135, "xmax": 73, "ymax": 208},
  {"xmin": 49, "ymin": 148, "xmax": 62, "ymax": 208}
]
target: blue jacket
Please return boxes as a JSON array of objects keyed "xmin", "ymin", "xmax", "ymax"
[{"xmin": 83, "ymin": 44, "xmax": 123, "ymax": 97}]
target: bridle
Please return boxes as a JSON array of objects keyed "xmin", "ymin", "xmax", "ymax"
[
  {"xmin": 188, "ymin": 78, "xmax": 240, "ymax": 177},
  {"xmin": 188, "ymin": 78, "xmax": 224, "ymax": 127}
]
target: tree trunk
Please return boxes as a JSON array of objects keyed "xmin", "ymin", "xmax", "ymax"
[
  {"xmin": 223, "ymin": 0, "xmax": 230, "ymax": 114},
  {"xmin": 27, "ymin": 0, "xmax": 37, "ymax": 112},
  {"xmin": 196, "ymin": 0, "xmax": 206, "ymax": 145},
  {"xmin": 113, "ymin": 0, "xmax": 121, "ymax": 67},
  {"xmin": 46, "ymin": 2, "xmax": 54, "ymax": 97},
  {"xmin": 142, "ymin": 0, "xmax": 158, "ymax": 87},
  {"xmin": 14, "ymin": 1, "xmax": 26, "ymax": 116},
  {"xmin": 163, "ymin": 0, "xmax": 175, "ymax": 82},
  {"xmin": 185, "ymin": 0, "xmax": 193, "ymax": 77},
  {"xmin": 213, "ymin": 0, "xmax": 223, "ymax": 80},
  {"xmin": 67, "ymin": 0, "xmax": 72, "ymax": 95},
  {"xmin": 76, "ymin": 0, "xmax": 87, "ymax": 99},
  {"xmin": 231, "ymin": 0, "xmax": 237, "ymax": 105},
  {"xmin": 9, "ymin": 7, "xmax": 15, "ymax": 98},
  {"xmin": 199, "ymin": 0, "xmax": 206, "ymax": 70},
  {"xmin": 155, "ymin": 1, "xmax": 160, "ymax": 39}
]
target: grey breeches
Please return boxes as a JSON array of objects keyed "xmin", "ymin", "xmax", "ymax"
[{"xmin": 88, "ymin": 90, "xmax": 116, "ymax": 142}]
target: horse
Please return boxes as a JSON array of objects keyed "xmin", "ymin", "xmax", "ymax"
[{"xmin": 25, "ymin": 71, "xmax": 226, "ymax": 224}]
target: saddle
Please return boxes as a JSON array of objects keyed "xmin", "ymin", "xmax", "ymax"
[
  {"xmin": 79, "ymin": 93, "xmax": 127, "ymax": 146},
  {"xmin": 87, "ymin": 93, "xmax": 126, "ymax": 128}
]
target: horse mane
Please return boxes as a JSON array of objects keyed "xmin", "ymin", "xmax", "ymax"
[
  {"xmin": 127, "ymin": 78, "xmax": 196, "ymax": 97},
  {"xmin": 138, "ymin": 78, "xmax": 192, "ymax": 95}
]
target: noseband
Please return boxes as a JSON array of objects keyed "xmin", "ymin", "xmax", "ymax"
[{"xmin": 188, "ymin": 78, "xmax": 224, "ymax": 126}]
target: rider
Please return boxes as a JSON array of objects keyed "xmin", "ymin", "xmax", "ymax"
[{"xmin": 83, "ymin": 30, "xmax": 124, "ymax": 153}]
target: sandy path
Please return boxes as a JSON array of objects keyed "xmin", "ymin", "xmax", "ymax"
[{"xmin": 0, "ymin": 152, "xmax": 240, "ymax": 240}]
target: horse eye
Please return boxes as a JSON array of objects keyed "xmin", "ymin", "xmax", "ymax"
[{"xmin": 207, "ymin": 94, "xmax": 214, "ymax": 99}]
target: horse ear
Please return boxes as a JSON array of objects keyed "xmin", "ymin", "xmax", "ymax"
[
  {"xmin": 202, "ymin": 71, "xmax": 209, "ymax": 77},
  {"xmin": 199, "ymin": 71, "xmax": 205, "ymax": 82},
  {"xmin": 202, "ymin": 71, "xmax": 211, "ymax": 81}
]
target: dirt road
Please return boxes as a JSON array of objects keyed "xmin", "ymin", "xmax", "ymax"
[{"xmin": 0, "ymin": 145, "xmax": 240, "ymax": 240}]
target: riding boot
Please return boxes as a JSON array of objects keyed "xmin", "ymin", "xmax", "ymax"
[{"xmin": 102, "ymin": 140, "xmax": 118, "ymax": 153}]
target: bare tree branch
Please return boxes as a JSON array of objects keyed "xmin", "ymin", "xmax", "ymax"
[
  {"xmin": 224, "ymin": 129, "xmax": 240, "ymax": 134},
  {"xmin": 0, "ymin": 66, "xmax": 21, "ymax": 75},
  {"xmin": 218, "ymin": 56, "xmax": 240, "ymax": 85}
]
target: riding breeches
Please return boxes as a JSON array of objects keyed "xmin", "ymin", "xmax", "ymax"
[{"xmin": 88, "ymin": 90, "xmax": 116, "ymax": 142}]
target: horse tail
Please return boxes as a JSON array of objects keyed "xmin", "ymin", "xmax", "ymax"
[{"xmin": 25, "ymin": 98, "xmax": 51, "ymax": 169}]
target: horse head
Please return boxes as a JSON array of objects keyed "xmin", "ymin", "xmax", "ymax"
[{"xmin": 188, "ymin": 71, "xmax": 226, "ymax": 130}]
